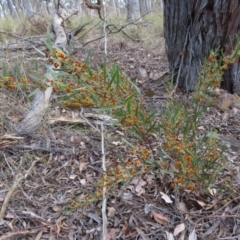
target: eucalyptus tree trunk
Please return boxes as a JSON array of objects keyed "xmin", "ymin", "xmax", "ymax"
[
  {"xmin": 46, "ymin": 0, "xmax": 54, "ymax": 14},
  {"xmin": 36, "ymin": 0, "xmax": 49, "ymax": 13},
  {"xmin": 139, "ymin": 0, "xmax": 151, "ymax": 14},
  {"xmin": 164, "ymin": 0, "xmax": 240, "ymax": 94},
  {"xmin": 126, "ymin": 0, "xmax": 141, "ymax": 22},
  {"xmin": 22, "ymin": 0, "xmax": 34, "ymax": 18},
  {"xmin": 6, "ymin": 0, "xmax": 19, "ymax": 18},
  {"xmin": 159, "ymin": 0, "xmax": 163, "ymax": 10},
  {"xmin": 0, "ymin": 2, "xmax": 7, "ymax": 17},
  {"xmin": 116, "ymin": 0, "xmax": 121, "ymax": 16},
  {"xmin": 74, "ymin": 0, "xmax": 83, "ymax": 15},
  {"xmin": 111, "ymin": 0, "xmax": 117, "ymax": 14}
]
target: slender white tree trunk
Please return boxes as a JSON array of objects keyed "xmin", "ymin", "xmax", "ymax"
[
  {"xmin": 146, "ymin": 0, "xmax": 152, "ymax": 12},
  {"xmin": 0, "ymin": 2, "xmax": 7, "ymax": 17},
  {"xmin": 6, "ymin": 0, "xmax": 19, "ymax": 19},
  {"xmin": 159, "ymin": 0, "xmax": 163, "ymax": 10},
  {"xmin": 139, "ymin": 0, "xmax": 152, "ymax": 14},
  {"xmin": 22, "ymin": 0, "xmax": 34, "ymax": 18},
  {"xmin": 116, "ymin": 0, "xmax": 121, "ymax": 16},
  {"xmin": 111, "ymin": 0, "xmax": 117, "ymax": 14},
  {"xmin": 32, "ymin": 0, "xmax": 46, "ymax": 14},
  {"xmin": 126, "ymin": 0, "xmax": 141, "ymax": 22},
  {"xmin": 75, "ymin": 0, "xmax": 83, "ymax": 15}
]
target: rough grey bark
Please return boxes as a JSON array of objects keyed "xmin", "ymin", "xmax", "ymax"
[
  {"xmin": 163, "ymin": 0, "xmax": 240, "ymax": 94},
  {"xmin": 126, "ymin": 0, "xmax": 141, "ymax": 22}
]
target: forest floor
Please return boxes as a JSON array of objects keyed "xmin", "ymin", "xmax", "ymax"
[{"xmin": 0, "ymin": 35, "xmax": 240, "ymax": 240}]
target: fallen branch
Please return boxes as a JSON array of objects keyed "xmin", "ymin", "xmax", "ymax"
[{"xmin": 0, "ymin": 158, "xmax": 42, "ymax": 221}]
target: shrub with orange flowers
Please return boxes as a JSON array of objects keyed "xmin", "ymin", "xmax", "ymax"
[
  {"xmin": 3, "ymin": 33, "xmax": 240, "ymax": 209},
  {"xmin": 160, "ymin": 41, "xmax": 240, "ymax": 192}
]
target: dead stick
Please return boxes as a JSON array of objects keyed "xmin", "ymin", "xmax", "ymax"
[{"xmin": 0, "ymin": 158, "xmax": 41, "ymax": 221}]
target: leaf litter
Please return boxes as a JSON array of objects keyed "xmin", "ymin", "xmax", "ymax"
[{"xmin": 0, "ymin": 38, "xmax": 239, "ymax": 239}]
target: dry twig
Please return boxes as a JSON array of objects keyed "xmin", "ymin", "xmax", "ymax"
[
  {"xmin": 0, "ymin": 158, "xmax": 42, "ymax": 221},
  {"xmin": 101, "ymin": 123, "xmax": 108, "ymax": 239}
]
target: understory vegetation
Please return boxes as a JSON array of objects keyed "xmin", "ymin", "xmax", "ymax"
[{"xmin": 0, "ymin": 12, "xmax": 239, "ymax": 240}]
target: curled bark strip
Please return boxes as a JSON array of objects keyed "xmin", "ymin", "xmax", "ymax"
[{"xmin": 14, "ymin": 88, "xmax": 52, "ymax": 135}]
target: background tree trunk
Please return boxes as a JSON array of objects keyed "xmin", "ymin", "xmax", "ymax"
[
  {"xmin": 22, "ymin": 0, "xmax": 34, "ymax": 18},
  {"xmin": 74, "ymin": 0, "xmax": 83, "ymax": 15},
  {"xmin": 159, "ymin": 0, "xmax": 163, "ymax": 10},
  {"xmin": 139, "ymin": 0, "xmax": 151, "ymax": 15},
  {"xmin": 163, "ymin": 0, "xmax": 240, "ymax": 94},
  {"xmin": 126, "ymin": 0, "xmax": 141, "ymax": 22},
  {"xmin": 6, "ymin": 0, "xmax": 19, "ymax": 19}
]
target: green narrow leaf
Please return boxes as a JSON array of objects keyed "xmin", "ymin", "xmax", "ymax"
[
  {"xmin": 97, "ymin": 105, "xmax": 123, "ymax": 111},
  {"xmin": 43, "ymin": 39, "xmax": 53, "ymax": 52},
  {"xmin": 85, "ymin": 48, "xmax": 93, "ymax": 65},
  {"xmin": 121, "ymin": 138, "xmax": 138, "ymax": 150},
  {"xmin": 103, "ymin": 58, "xmax": 107, "ymax": 81},
  {"xmin": 232, "ymin": 35, "xmax": 240, "ymax": 58},
  {"xmin": 14, "ymin": 62, "xmax": 21, "ymax": 79},
  {"xmin": 3, "ymin": 63, "xmax": 8, "ymax": 76},
  {"xmin": 28, "ymin": 88, "xmax": 40, "ymax": 98},
  {"xmin": 135, "ymin": 104, "xmax": 139, "ymax": 115},
  {"xmin": 86, "ymin": 65, "xmax": 92, "ymax": 76},
  {"xmin": 43, "ymin": 27, "xmax": 53, "ymax": 52},
  {"xmin": 89, "ymin": 91, "xmax": 98, "ymax": 104},
  {"xmin": 28, "ymin": 74, "xmax": 40, "ymax": 82},
  {"xmin": 51, "ymin": 71, "xmax": 72, "ymax": 77},
  {"xmin": 125, "ymin": 92, "xmax": 137, "ymax": 105},
  {"xmin": 114, "ymin": 64, "xmax": 120, "ymax": 90},
  {"xmin": 128, "ymin": 127, "xmax": 144, "ymax": 141},
  {"xmin": 146, "ymin": 121, "xmax": 157, "ymax": 134},
  {"xmin": 35, "ymin": 60, "xmax": 39, "ymax": 71},
  {"xmin": 107, "ymin": 69, "xmax": 117, "ymax": 89},
  {"xmin": 33, "ymin": 46, "xmax": 45, "ymax": 56},
  {"xmin": 46, "ymin": 27, "xmax": 52, "ymax": 45},
  {"xmin": 126, "ymin": 99, "xmax": 131, "ymax": 113},
  {"xmin": 145, "ymin": 111, "xmax": 156, "ymax": 122},
  {"xmin": 125, "ymin": 76, "xmax": 140, "ymax": 94}
]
